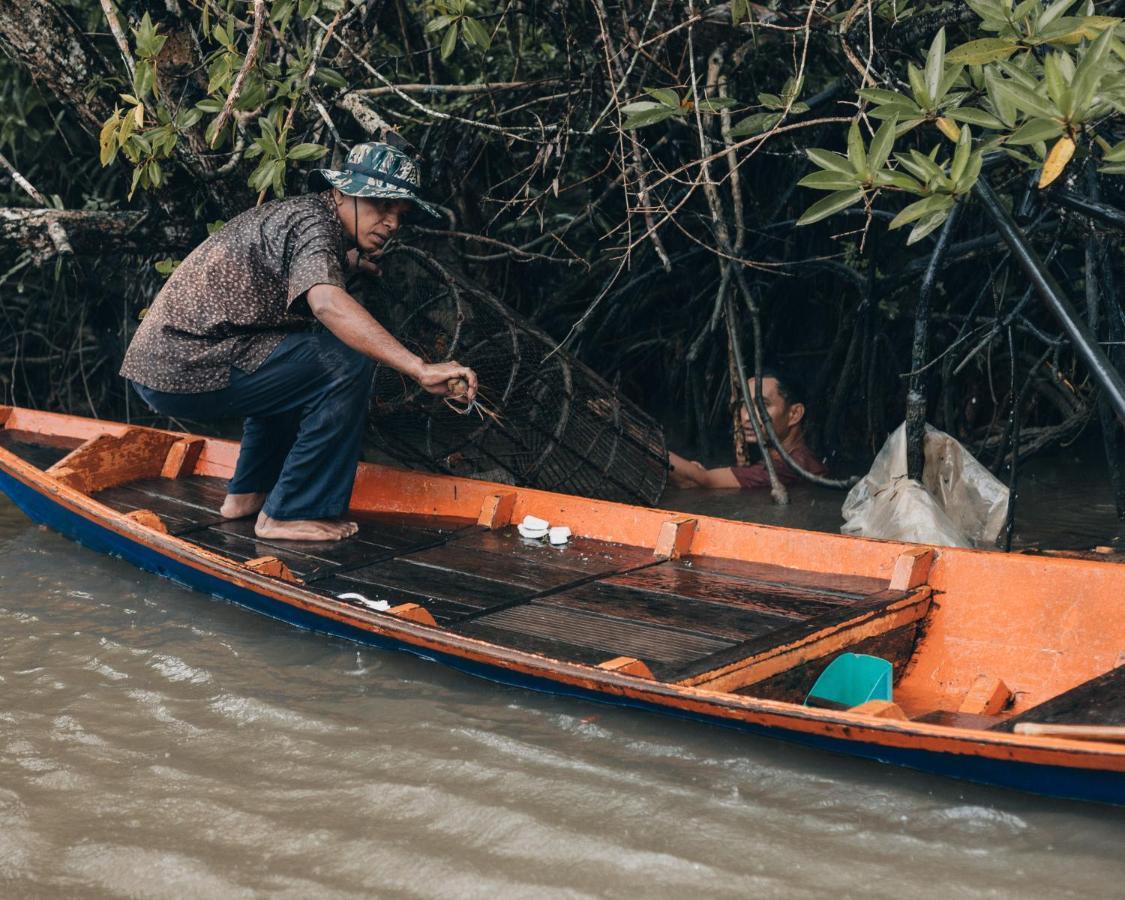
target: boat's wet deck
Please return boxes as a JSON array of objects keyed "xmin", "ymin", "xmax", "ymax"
[
  {"xmin": 81, "ymin": 474, "xmax": 901, "ymax": 679},
  {"xmin": 1, "ymin": 432, "xmax": 914, "ymax": 683}
]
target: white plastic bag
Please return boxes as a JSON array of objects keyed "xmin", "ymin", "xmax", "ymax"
[{"xmin": 841, "ymin": 423, "xmax": 1009, "ymax": 549}]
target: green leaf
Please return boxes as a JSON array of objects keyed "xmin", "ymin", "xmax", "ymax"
[
  {"xmin": 868, "ymin": 116, "xmax": 898, "ymax": 171},
  {"xmin": 645, "ymin": 88, "xmax": 681, "ymax": 109},
  {"xmin": 288, "ymin": 142, "xmax": 328, "ymax": 161},
  {"xmin": 314, "ymin": 68, "xmax": 347, "ymax": 89},
  {"xmin": 1043, "ymin": 53, "xmax": 1070, "ymax": 113},
  {"xmin": 796, "ymin": 189, "xmax": 865, "ymax": 226},
  {"xmin": 728, "ymin": 111, "xmax": 781, "ymax": 137},
  {"xmin": 908, "ymin": 210, "xmax": 953, "ymax": 245},
  {"xmin": 946, "ymin": 38, "xmax": 1020, "ymax": 65},
  {"xmin": 1035, "ymin": 15, "xmax": 1121, "ymax": 46},
  {"xmin": 1068, "ymin": 28, "xmax": 1114, "ymax": 121},
  {"xmin": 757, "ymin": 92, "xmax": 783, "ymax": 109},
  {"xmin": 1039, "ymin": 0, "xmax": 1080, "ymax": 30},
  {"xmin": 461, "ymin": 17, "xmax": 492, "ymax": 51},
  {"xmin": 868, "ymin": 103, "xmax": 923, "ymax": 120},
  {"xmin": 622, "ymin": 106, "xmax": 680, "ymax": 129},
  {"xmin": 696, "ymin": 98, "xmax": 738, "ymax": 113},
  {"xmin": 889, "ymin": 193, "xmax": 953, "ymax": 230},
  {"xmin": 1005, "ymin": 116, "xmax": 1065, "ymax": 144},
  {"xmin": 806, "ymin": 148, "xmax": 855, "ymax": 174},
  {"xmin": 425, "ymin": 15, "xmax": 454, "ymax": 34},
  {"xmin": 859, "ymin": 88, "xmax": 914, "ymax": 106},
  {"xmin": 993, "ymin": 78, "xmax": 1059, "ymax": 120},
  {"xmin": 1103, "ymin": 140, "xmax": 1125, "ymax": 162},
  {"xmin": 985, "ymin": 68, "xmax": 1017, "ymax": 127},
  {"xmin": 946, "ymin": 106, "xmax": 1006, "ymax": 129},
  {"xmin": 896, "ymin": 149, "xmax": 944, "ymax": 182},
  {"xmin": 846, "ymin": 119, "xmax": 867, "ymax": 175},
  {"xmin": 873, "ymin": 170, "xmax": 925, "ymax": 193},
  {"xmin": 895, "ymin": 118, "xmax": 927, "ymax": 138},
  {"xmin": 950, "ymin": 125, "xmax": 972, "ymax": 182},
  {"xmin": 955, "ymin": 149, "xmax": 984, "ymax": 193},
  {"xmin": 908, "ymin": 63, "xmax": 932, "ymax": 109},
  {"xmin": 797, "ymin": 170, "xmax": 862, "ymax": 191},
  {"xmin": 925, "ymin": 28, "xmax": 946, "ymax": 103},
  {"xmin": 440, "ymin": 21, "xmax": 458, "ymax": 59},
  {"xmin": 128, "ymin": 165, "xmax": 144, "ymax": 200}
]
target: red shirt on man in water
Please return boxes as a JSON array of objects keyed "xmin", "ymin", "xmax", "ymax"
[{"xmin": 668, "ymin": 369, "xmax": 826, "ymax": 490}]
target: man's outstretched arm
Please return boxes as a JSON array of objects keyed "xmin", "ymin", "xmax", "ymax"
[
  {"xmin": 307, "ymin": 283, "xmax": 476, "ymax": 398},
  {"xmin": 668, "ymin": 451, "xmax": 741, "ymax": 489}
]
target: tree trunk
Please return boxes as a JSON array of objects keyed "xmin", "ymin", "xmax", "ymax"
[
  {"xmin": 0, "ymin": 0, "xmax": 115, "ymax": 132},
  {"xmin": 0, "ymin": 208, "xmax": 196, "ymax": 258}
]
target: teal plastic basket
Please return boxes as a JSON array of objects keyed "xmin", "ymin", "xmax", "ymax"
[{"xmin": 805, "ymin": 653, "xmax": 892, "ymax": 708}]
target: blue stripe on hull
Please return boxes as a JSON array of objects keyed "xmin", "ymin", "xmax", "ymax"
[{"xmin": 2, "ymin": 467, "xmax": 1121, "ymax": 806}]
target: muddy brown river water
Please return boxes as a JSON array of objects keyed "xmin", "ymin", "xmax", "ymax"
[{"xmin": 2, "ymin": 449, "xmax": 1125, "ymax": 897}]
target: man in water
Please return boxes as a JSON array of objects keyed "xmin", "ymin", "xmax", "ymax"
[
  {"xmin": 668, "ymin": 367, "xmax": 826, "ymax": 489},
  {"xmin": 121, "ymin": 140, "xmax": 476, "ymax": 541}
]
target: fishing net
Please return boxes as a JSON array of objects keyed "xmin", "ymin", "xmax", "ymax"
[{"xmin": 360, "ymin": 246, "xmax": 668, "ymax": 505}]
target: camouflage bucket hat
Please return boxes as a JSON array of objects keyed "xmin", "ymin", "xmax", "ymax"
[{"xmin": 310, "ymin": 141, "xmax": 440, "ymax": 219}]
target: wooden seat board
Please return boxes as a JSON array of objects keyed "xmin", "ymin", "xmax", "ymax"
[{"xmin": 993, "ymin": 666, "xmax": 1125, "ymax": 731}]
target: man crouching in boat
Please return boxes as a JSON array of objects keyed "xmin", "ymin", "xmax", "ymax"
[
  {"xmin": 668, "ymin": 367, "xmax": 825, "ymax": 489},
  {"xmin": 120, "ymin": 141, "xmax": 476, "ymax": 541}
]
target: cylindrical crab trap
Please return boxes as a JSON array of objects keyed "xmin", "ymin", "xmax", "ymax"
[{"xmin": 362, "ymin": 247, "xmax": 668, "ymax": 505}]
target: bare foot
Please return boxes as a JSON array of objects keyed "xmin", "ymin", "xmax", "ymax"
[
  {"xmin": 220, "ymin": 492, "xmax": 268, "ymax": 519},
  {"xmin": 254, "ymin": 511, "xmax": 359, "ymax": 542}
]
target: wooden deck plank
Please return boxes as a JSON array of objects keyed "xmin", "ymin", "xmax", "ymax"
[
  {"xmin": 443, "ymin": 526, "xmax": 654, "ymax": 576},
  {"xmin": 187, "ymin": 528, "xmax": 328, "ymax": 577},
  {"xmin": 402, "ymin": 538, "xmax": 634, "ymax": 592},
  {"xmin": 609, "ymin": 566, "xmax": 852, "ymax": 619},
  {"xmin": 91, "ymin": 483, "xmax": 218, "ymax": 530},
  {"xmin": 311, "ymin": 575, "xmax": 476, "ymax": 625},
  {"xmin": 677, "ymin": 555, "xmax": 887, "ymax": 599},
  {"xmin": 667, "ymin": 589, "xmax": 921, "ymax": 685},
  {"xmin": 456, "ymin": 601, "xmax": 734, "ymax": 675},
  {"xmin": 536, "ymin": 578, "xmax": 798, "ymax": 644},
  {"xmin": 330, "ymin": 556, "xmax": 536, "ymax": 611},
  {"xmin": 0, "ymin": 430, "xmax": 84, "ymax": 470}
]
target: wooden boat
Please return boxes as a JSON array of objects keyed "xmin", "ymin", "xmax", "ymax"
[{"xmin": 1, "ymin": 405, "xmax": 1123, "ymax": 805}]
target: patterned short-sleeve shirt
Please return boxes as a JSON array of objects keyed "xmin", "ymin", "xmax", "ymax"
[{"xmin": 120, "ymin": 191, "xmax": 346, "ymax": 392}]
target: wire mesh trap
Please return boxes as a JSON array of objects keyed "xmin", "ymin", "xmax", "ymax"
[{"xmin": 361, "ymin": 246, "xmax": 668, "ymax": 505}]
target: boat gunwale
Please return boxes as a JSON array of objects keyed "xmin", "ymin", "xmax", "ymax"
[{"xmin": 0, "ymin": 411, "xmax": 1124, "ymax": 776}]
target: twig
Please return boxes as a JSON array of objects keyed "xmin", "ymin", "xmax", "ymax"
[
  {"xmin": 211, "ymin": 0, "xmax": 266, "ymax": 147},
  {"xmin": 99, "ymin": 0, "xmax": 136, "ymax": 81}
]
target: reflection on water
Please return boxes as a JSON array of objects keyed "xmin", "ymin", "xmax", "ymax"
[{"xmin": 2, "ymin": 466, "xmax": 1125, "ymax": 897}]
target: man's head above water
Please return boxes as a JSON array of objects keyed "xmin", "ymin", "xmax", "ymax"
[{"xmin": 739, "ymin": 366, "xmax": 808, "ymax": 451}]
